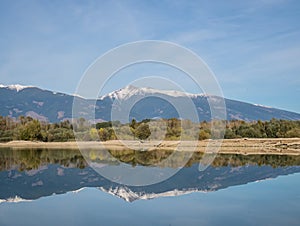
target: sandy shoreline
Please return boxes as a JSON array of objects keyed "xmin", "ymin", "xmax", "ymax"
[{"xmin": 0, "ymin": 138, "xmax": 299, "ymax": 155}]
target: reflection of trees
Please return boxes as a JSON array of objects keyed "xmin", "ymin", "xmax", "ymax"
[
  {"xmin": 82, "ymin": 149, "xmax": 300, "ymax": 168},
  {"xmin": 1, "ymin": 148, "xmax": 300, "ymax": 171},
  {"xmin": 0, "ymin": 148, "xmax": 87, "ymax": 171},
  {"xmin": 108, "ymin": 149, "xmax": 176, "ymax": 167}
]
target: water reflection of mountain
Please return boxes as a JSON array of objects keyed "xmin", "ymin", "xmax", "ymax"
[{"xmin": 1, "ymin": 148, "xmax": 300, "ymax": 202}]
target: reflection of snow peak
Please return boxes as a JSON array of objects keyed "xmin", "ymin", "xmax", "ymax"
[
  {"xmin": 99, "ymin": 186, "xmax": 209, "ymax": 202},
  {"xmin": 0, "ymin": 84, "xmax": 33, "ymax": 92},
  {"xmin": 0, "ymin": 196, "xmax": 32, "ymax": 204},
  {"xmin": 72, "ymin": 187, "xmax": 86, "ymax": 194},
  {"xmin": 99, "ymin": 85, "xmax": 206, "ymax": 100}
]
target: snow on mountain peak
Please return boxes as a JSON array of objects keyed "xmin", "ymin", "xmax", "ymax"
[
  {"xmin": 99, "ymin": 186, "xmax": 208, "ymax": 202},
  {"xmin": 0, "ymin": 84, "xmax": 33, "ymax": 92},
  {"xmin": 253, "ymin": 103, "xmax": 273, "ymax": 109},
  {"xmin": 0, "ymin": 196, "xmax": 32, "ymax": 204},
  {"xmin": 99, "ymin": 85, "xmax": 203, "ymax": 100}
]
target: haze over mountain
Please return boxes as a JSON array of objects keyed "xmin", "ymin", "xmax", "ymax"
[{"xmin": 0, "ymin": 84, "xmax": 299, "ymax": 122}]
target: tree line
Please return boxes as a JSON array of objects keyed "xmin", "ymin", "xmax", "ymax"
[
  {"xmin": 0, "ymin": 116, "xmax": 74, "ymax": 142},
  {"xmin": 0, "ymin": 116, "xmax": 299, "ymax": 142},
  {"xmin": 2, "ymin": 148, "xmax": 300, "ymax": 171}
]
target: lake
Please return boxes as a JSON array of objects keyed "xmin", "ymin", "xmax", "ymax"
[{"xmin": 0, "ymin": 148, "xmax": 300, "ymax": 226}]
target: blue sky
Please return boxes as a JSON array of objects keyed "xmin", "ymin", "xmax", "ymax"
[{"xmin": 0, "ymin": 0, "xmax": 299, "ymax": 112}]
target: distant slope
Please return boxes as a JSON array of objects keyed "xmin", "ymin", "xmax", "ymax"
[
  {"xmin": 0, "ymin": 85, "xmax": 77, "ymax": 122},
  {"xmin": 0, "ymin": 84, "xmax": 299, "ymax": 122}
]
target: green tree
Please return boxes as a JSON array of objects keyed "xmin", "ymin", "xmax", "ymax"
[
  {"xmin": 199, "ymin": 130, "xmax": 211, "ymax": 140},
  {"xmin": 135, "ymin": 123, "xmax": 151, "ymax": 140},
  {"xmin": 286, "ymin": 128, "xmax": 300, "ymax": 138},
  {"xmin": 224, "ymin": 128, "xmax": 236, "ymax": 139},
  {"xmin": 166, "ymin": 118, "xmax": 182, "ymax": 139},
  {"xmin": 96, "ymin": 121, "xmax": 112, "ymax": 129},
  {"xmin": 129, "ymin": 119, "xmax": 137, "ymax": 139},
  {"xmin": 17, "ymin": 120, "xmax": 42, "ymax": 141}
]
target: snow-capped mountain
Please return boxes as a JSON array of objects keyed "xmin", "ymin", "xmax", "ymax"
[
  {"xmin": 0, "ymin": 84, "xmax": 300, "ymax": 122},
  {"xmin": 98, "ymin": 85, "xmax": 300, "ymax": 122},
  {"xmin": 99, "ymin": 85, "xmax": 201, "ymax": 100},
  {"xmin": 0, "ymin": 84, "xmax": 34, "ymax": 92}
]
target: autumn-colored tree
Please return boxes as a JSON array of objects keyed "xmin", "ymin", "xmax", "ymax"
[{"xmin": 135, "ymin": 123, "xmax": 151, "ymax": 140}]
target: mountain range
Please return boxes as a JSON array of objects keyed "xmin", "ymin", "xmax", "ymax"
[
  {"xmin": 0, "ymin": 84, "xmax": 299, "ymax": 122},
  {"xmin": 1, "ymin": 157, "xmax": 300, "ymax": 203}
]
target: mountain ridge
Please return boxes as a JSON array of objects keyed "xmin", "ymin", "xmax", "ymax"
[
  {"xmin": 0, "ymin": 84, "xmax": 299, "ymax": 122},
  {"xmin": 99, "ymin": 85, "xmax": 207, "ymax": 100},
  {"xmin": 1, "ymin": 161, "xmax": 299, "ymax": 202}
]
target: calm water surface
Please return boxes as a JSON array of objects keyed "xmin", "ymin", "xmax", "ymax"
[{"xmin": 0, "ymin": 148, "xmax": 300, "ymax": 226}]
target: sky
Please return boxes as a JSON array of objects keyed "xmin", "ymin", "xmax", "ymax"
[{"xmin": 0, "ymin": 0, "xmax": 299, "ymax": 112}]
